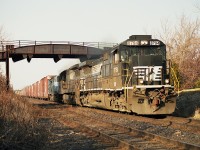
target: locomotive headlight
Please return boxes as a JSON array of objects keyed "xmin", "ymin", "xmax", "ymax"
[
  {"xmin": 165, "ymin": 79, "xmax": 169, "ymax": 84},
  {"xmin": 139, "ymin": 79, "xmax": 144, "ymax": 84}
]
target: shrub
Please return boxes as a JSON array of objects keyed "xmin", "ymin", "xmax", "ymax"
[
  {"xmin": 0, "ymin": 70, "xmax": 50, "ymax": 149},
  {"xmin": 194, "ymin": 78, "xmax": 200, "ymax": 88}
]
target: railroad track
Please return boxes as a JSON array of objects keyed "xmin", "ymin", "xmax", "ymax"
[
  {"xmin": 28, "ymin": 99, "xmax": 200, "ymax": 149},
  {"xmin": 46, "ymin": 107, "xmax": 199, "ymax": 149},
  {"xmin": 164, "ymin": 115, "xmax": 200, "ymax": 128},
  {"xmin": 76, "ymin": 106, "xmax": 200, "ymax": 135}
]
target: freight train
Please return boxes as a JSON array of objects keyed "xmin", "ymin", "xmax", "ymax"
[{"xmin": 20, "ymin": 35, "xmax": 177, "ymax": 115}]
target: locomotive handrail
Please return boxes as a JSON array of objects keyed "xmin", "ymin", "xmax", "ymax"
[
  {"xmin": 127, "ymin": 69, "xmax": 134, "ymax": 86},
  {"xmin": 171, "ymin": 67, "xmax": 180, "ymax": 94}
]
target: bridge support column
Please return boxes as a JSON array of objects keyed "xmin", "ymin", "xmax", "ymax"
[{"xmin": 6, "ymin": 46, "xmax": 10, "ymax": 91}]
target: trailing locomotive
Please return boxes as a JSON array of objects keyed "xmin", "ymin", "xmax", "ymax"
[{"xmin": 20, "ymin": 35, "xmax": 177, "ymax": 115}]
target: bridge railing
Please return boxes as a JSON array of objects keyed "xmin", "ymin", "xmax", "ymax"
[{"xmin": 0, "ymin": 40, "xmax": 117, "ymax": 52}]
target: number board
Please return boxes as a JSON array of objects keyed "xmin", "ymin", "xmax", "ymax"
[{"xmin": 126, "ymin": 40, "xmax": 161, "ymax": 46}]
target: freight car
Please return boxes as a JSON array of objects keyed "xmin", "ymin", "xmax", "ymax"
[
  {"xmin": 20, "ymin": 75, "xmax": 59, "ymax": 101},
  {"xmin": 20, "ymin": 35, "xmax": 177, "ymax": 115}
]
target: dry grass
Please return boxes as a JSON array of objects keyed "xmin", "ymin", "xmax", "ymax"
[
  {"xmin": 0, "ymin": 71, "xmax": 51, "ymax": 149},
  {"xmin": 193, "ymin": 108, "xmax": 200, "ymax": 120}
]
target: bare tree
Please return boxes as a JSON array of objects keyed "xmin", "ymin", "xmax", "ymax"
[
  {"xmin": 158, "ymin": 15, "xmax": 200, "ymax": 89},
  {"xmin": 0, "ymin": 25, "xmax": 7, "ymax": 75},
  {"xmin": 194, "ymin": 0, "xmax": 200, "ymax": 13},
  {"xmin": 0, "ymin": 25, "xmax": 7, "ymax": 41},
  {"xmin": 0, "ymin": 25, "xmax": 8, "ymax": 52}
]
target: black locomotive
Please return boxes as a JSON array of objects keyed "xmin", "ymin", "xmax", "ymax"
[{"xmin": 58, "ymin": 35, "xmax": 177, "ymax": 114}]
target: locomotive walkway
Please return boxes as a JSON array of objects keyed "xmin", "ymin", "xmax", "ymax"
[{"xmin": 0, "ymin": 40, "xmax": 116, "ymax": 89}]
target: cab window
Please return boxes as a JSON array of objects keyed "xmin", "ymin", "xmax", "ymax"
[{"xmin": 113, "ymin": 50, "xmax": 119, "ymax": 64}]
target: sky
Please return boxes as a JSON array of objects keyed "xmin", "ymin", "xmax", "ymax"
[{"xmin": 0, "ymin": 0, "xmax": 199, "ymax": 90}]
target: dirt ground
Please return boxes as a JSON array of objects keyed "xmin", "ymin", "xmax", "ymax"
[{"xmin": 43, "ymin": 118, "xmax": 112, "ymax": 150}]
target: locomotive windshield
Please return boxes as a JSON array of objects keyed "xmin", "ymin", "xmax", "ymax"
[{"xmin": 120, "ymin": 45, "xmax": 166, "ymax": 63}]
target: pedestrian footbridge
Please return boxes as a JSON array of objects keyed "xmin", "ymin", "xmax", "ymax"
[
  {"xmin": 0, "ymin": 40, "xmax": 116, "ymax": 89},
  {"xmin": 0, "ymin": 40, "xmax": 115, "ymax": 62}
]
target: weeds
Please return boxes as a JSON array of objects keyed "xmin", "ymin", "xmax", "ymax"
[{"xmin": 0, "ymin": 71, "xmax": 51, "ymax": 149}]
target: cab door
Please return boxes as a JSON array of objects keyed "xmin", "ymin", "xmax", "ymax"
[{"xmin": 112, "ymin": 49, "xmax": 122, "ymax": 89}]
